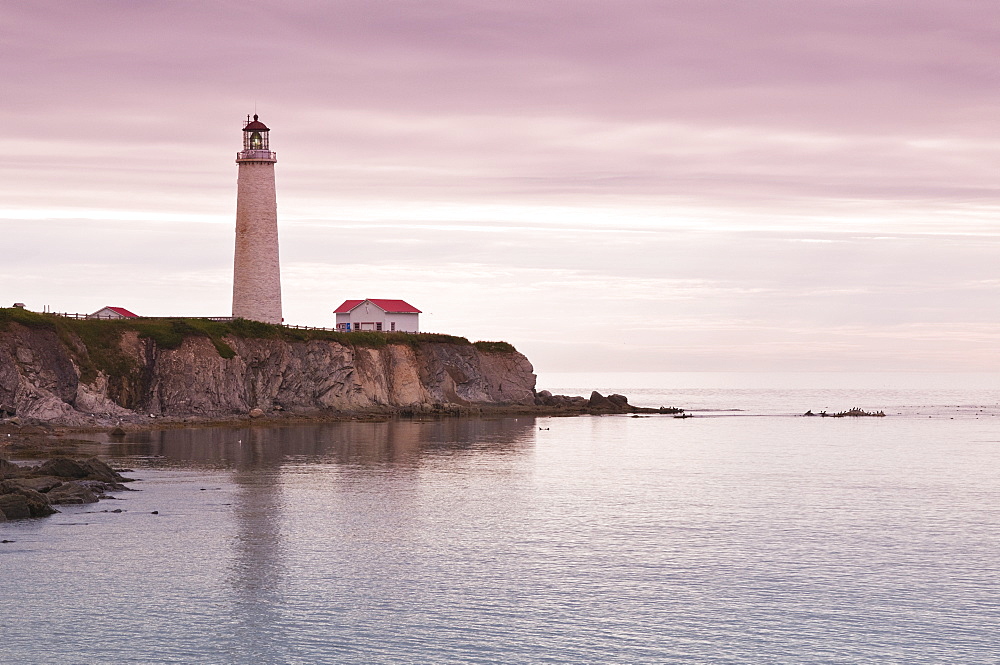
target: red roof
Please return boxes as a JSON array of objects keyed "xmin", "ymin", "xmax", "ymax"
[
  {"xmin": 334, "ymin": 299, "xmax": 421, "ymax": 314},
  {"xmin": 95, "ymin": 306, "xmax": 138, "ymax": 318},
  {"xmin": 243, "ymin": 114, "xmax": 269, "ymax": 131}
]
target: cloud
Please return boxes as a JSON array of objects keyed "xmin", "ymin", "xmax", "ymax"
[{"xmin": 2, "ymin": 1, "xmax": 999, "ymax": 371}]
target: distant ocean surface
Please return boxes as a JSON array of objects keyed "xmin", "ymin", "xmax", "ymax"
[
  {"xmin": 2, "ymin": 373, "xmax": 999, "ymax": 664},
  {"xmin": 539, "ymin": 370, "xmax": 1000, "ymax": 418}
]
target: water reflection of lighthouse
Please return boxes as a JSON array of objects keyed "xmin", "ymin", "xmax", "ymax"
[
  {"xmin": 228, "ymin": 427, "xmax": 290, "ymax": 662},
  {"xmin": 126, "ymin": 419, "xmax": 536, "ymax": 658}
]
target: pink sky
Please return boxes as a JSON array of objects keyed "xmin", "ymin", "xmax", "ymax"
[{"xmin": 2, "ymin": 1, "xmax": 999, "ymax": 372}]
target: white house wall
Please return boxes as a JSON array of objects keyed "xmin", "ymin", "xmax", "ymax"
[
  {"xmin": 354, "ymin": 302, "xmax": 379, "ymax": 321},
  {"xmin": 89, "ymin": 308, "xmax": 125, "ymax": 320},
  {"xmin": 348, "ymin": 302, "xmax": 383, "ymax": 331},
  {"xmin": 384, "ymin": 312, "xmax": 419, "ymax": 332}
]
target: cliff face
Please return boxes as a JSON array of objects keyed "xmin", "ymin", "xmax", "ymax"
[{"xmin": 0, "ymin": 322, "xmax": 536, "ymax": 425}]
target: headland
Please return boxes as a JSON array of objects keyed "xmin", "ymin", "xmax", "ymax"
[{"xmin": 0, "ymin": 308, "xmax": 665, "ymax": 435}]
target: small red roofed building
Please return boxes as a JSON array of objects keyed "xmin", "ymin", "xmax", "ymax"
[
  {"xmin": 334, "ymin": 299, "xmax": 421, "ymax": 332},
  {"xmin": 87, "ymin": 306, "xmax": 139, "ymax": 320}
]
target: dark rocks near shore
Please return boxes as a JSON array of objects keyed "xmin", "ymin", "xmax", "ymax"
[
  {"xmin": 586, "ymin": 391, "xmax": 617, "ymax": 411},
  {"xmin": 0, "ymin": 493, "xmax": 32, "ymax": 520},
  {"xmin": 534, "ymin": 390, "xmax": 588, "ymax": 409},
  {"xmin": 0, "ymin": 482, "xmax": 58, "ymax": 518},
  {"xmin": 534, "ymin": 390, "xmax": 684, "ymax": 416},
  {"xmin": 0, "ymin": 456, "xmax": 133, "ymax": 520},
  {"xmin": 804, "ymin": 408, "xmax": 886, "ymax": 418},
  {"xmin": 0, "ymin": 457, "xmax": 20, "ymax": 477}
]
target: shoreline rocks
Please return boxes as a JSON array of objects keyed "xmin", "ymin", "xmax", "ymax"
[
  {"xmin": 535, "ymin": 390, "xmax": 684, "ymax": 416},
  {"xmin": 803, "ymin": 408, "xmax": 886, "ymax": 418},
  {"xmin": 0, "ymin": 456, "xmax": 133, "ymax": 520}
]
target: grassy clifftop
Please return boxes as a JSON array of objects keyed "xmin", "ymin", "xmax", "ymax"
[{"xmin": 0, "ymin": 308, "xmax": 518, "ymax": 366}]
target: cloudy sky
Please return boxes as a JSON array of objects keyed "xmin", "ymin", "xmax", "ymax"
[{"xmin": 3, "ymin": 0, "xmax": 999, "ymax": 373}]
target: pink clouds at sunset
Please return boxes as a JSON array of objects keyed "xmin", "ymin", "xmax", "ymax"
[{"xmin": 2, "ymin": 1, "xmax": 999, "ymax": 371}]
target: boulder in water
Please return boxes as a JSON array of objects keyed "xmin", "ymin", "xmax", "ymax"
[
  {"xmin": 0, "ymin": 481, "xmax": 57, "ymax": 517},
  {"xmin": 47, "ymin": 481, "xmax": 99, "ymax": 505},
  {"xmin": 0, "ymin": 493, "xmax": 31, "ymax": 520}
]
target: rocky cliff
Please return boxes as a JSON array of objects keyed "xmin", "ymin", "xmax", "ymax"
[{"xmin": 0, "ymin": 315, "xmax": 536, "ymax": 426}]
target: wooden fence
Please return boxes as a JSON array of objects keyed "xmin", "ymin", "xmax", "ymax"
[{"xmin": 47, "ymin": 313, "xmax": 424, "ymax": 335}]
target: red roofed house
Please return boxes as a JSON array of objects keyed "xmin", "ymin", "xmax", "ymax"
[
  {"xmin": 334, "ymin": 299, "xmax": 420, "ymax": 332},
  {"xmin": 87, "ymin": 306, "xmax": 139, "ymax": 320}
]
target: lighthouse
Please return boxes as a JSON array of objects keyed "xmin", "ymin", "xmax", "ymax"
[{"xmin": 232, "ymin": 114, "xmax": 282, "ymax": 324}]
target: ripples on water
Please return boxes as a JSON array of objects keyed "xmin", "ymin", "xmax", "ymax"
[{"xmin": 2, "ymin": 374, "xmax": 999, "ymax": 664}]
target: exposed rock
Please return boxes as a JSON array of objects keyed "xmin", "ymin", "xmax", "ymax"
[
  {"xmin": 0, "ymin": 457, "xmax": 24, "ymax": 479},
  {"xmin": 823, "ymin": 408, "xmax": 886, "ymax": 418},
  {"xmin": 534, "ymin": 391, "xmax": 589, "ymax": 409},
  {"xmin": 0, "ymin": 322, "xmax": 538, "ymax": 424},
  {"xmin": 537, "ymin": 388, "xmax": 659, "ymax": 413},
  {"xmin": 0, "ymin": 456, "xmax": 132, "ymax": 518},
  {"xmin": 46, "ymin": 481, "xmax": 99, "ymax": 505},
  {"xmin": 0, "ymin": 481, "xmax": 57, "ymax": 517},
  {"xmin": 77, "ymin": 458, "xmax": 128, "ymax": 485},
  {"xmin": 249, "ymin": 407, "xmax": 265, "ymax": 418},
  {"xmin": 0, "ymin": 325, "xmax": 80, "ymax": 424},
  {"xmin": 811, "ymin": 408, "xmax": 886, "ymax": 418},
  {"xmin": 16, "ymin": 390, "xmax": 88, "ymax": 425},
  {"xmin": 21, "ymin": 456, "xmax": 125, "ymax": 485},
  {"xmin": 0, "ymin": 493, "xmax": 30, "ymax": 520},
  {"xmin": 608, "ymin": 394, "xmax": 630, "ymax": 409},
  {"xmin": 587, "ymin": 391, "xmax": 617, "ymax": 411},
  {"xmin": 33, "ymin": 457, "xmax": 90, "ymax": 480},
  {"xmin": 7, "ymin": 475, "xmax": 64, "ymax": 493},
  {"xmin": 73, "ymin": 373, "xmax": 133, "ymax": 417}
]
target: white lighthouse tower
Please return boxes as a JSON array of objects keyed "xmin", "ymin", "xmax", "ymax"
[{"xmin": 232, "ymin": 114, "xmax": 282, "ymax": 324}]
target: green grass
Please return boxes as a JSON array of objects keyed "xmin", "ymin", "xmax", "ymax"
[
  {"xmin": 0, "ymin": 310, "xmax": 498, "ymax": 354},
  {"xmin": 473, "ymin": 340, "xmax": 518, "ymax": 354},
  {"xmin": 0, "ymin": 307, "xmax": 58, "ymax": 330}
]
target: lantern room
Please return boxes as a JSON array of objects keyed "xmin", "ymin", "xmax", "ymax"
[
  {"xmin": 237, "ymin": 114, "xmax": 277, "ymax": 163},
  {"xmin": 243, "ymin": 114, "xmax": 270, "ymax": 150}
]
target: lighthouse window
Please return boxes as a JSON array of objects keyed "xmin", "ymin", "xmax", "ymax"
[{"xmin": 250, "ymin": 132, "xmax": 263, "ymax": 149}]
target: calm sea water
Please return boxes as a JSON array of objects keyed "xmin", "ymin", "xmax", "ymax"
[{"xmin": 2, "ymin": 373, "xmax": 999, "ymax": 664}]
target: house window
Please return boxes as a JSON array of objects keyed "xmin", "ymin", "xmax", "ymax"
[
  {"xmin": 376, "ymin": 322, "xmax": 383, "ymax": 331},
  {"xmin": 390, "ymin": 322, "xmax": 396, "ymax": 331}
]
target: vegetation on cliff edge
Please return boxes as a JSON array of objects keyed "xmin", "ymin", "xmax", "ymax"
[
  {"xmin": 473, "ymin": 340, "xmax": 518, "ymax": 354},
  {"xmin": 0, "ymin": 309, "xmax": 518, "ymax": 388}
]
